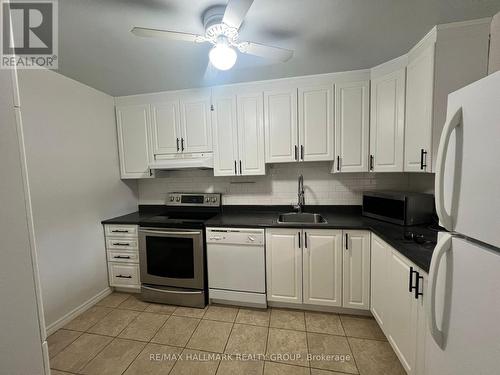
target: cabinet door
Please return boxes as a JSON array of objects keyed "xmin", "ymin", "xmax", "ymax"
[
  {"xmin": 388, "ymin": 249, "xmax": 418, "ymax": 374},
  {"xmin": 264, "ymin": 88, "xmax": 298, "ymax": 163},
  {"xmin": 180, "ymin": 90, "xmax": 212, "ymax": 153},
  {"xmin": 211, "ymin": 93, "xmax": 238, "ymax": 176},
  {"xmin": 115, "ymin": 104, "xmax": 153, "ymax": 179},
  {"xmin": 404, "ymin": 43, "xmax": 434, "ymax": 172},
  {"xmin": 265, "ymin": 229, "xmax": 302, "ymax": 304},
  {"xmin": 303, "ymin": 229, "xmax": 342, "ymax": 307},
  {"xmin": 370, "ymin": 69, "xmax": 405, "ymax": 172},
  {"xmin": 237, "ymin": 92, "xmax": 265, "ymax": 175},
  {"xmin": 298, "ymin": 85, "xmax": 334, "ymax": 161},
  {"xmin": 150, "ymin": 101, "xmax": 181, "ymax": 155},
  {"xmin": 370, "ymin": 234, "xmax": 390, "ymax": 331},
  {"xmin": 334, "ymin": 81, "xmax": 370, "ymax": 172},
  {"xmin": 342, "ymin": 230, "xmax": 370, "ymax": 310}
]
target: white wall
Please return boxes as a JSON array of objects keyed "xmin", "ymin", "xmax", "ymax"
[
  {"xmin": 139, "ymin": 162, "xmax": 434, "ymax": 205},
  {"xmin": 18, "ymin": 69, "xmax": 138, "ymax": 328}
]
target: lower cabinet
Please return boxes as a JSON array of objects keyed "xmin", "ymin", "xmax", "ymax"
[
  {"xmin": 266, "ymin": 228, "xmax": 370, "ymax": 310},
  {"xmin": 371, "ymin": 234, "xmax": 427, "ymax": 375},
  {"xmin": 104, "ymin": 224, "xmax": 141, "ymax": 290}
]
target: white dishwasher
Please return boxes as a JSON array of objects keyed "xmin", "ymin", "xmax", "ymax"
[{"xmin": 206, "ymin": 227, "xmax": 266, "ymax": 308}]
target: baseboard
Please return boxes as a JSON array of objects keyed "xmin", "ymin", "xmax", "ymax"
[
  {"xmin": 267, "ymin": 301, "xmax": 373, "ymax": 316},
  {"xmin": 45, "ymin": 287, "xmax": 113, "ymax": 336}
]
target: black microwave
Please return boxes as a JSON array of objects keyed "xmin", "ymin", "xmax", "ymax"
[{"xmin": 362, "ymin": 191, "xmax": 435, "ymax": 226}]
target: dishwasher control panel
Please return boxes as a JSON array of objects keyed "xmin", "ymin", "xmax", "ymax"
[{"xmin": 206, "ymin": 228, "xmax": 265, "ymax": 245}]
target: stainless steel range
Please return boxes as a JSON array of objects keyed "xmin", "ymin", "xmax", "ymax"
[{"xmin": 138, "ymin": 193, "xmax": 221, "ymax": 308}]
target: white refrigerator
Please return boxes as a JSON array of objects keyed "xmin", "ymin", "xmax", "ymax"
[{"xmin": 425, "ymin": 71, "xmax": 500, "ymax": 374}]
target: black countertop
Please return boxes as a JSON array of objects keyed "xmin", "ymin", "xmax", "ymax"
[{"xmin": 102, "ymin": 205, "xmax": 439, "ymax": 272}]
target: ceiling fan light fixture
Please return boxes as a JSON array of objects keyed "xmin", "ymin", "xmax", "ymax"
[{"xmin": 209, "ymin": 42, "xmax": 237, "ymax": 71}]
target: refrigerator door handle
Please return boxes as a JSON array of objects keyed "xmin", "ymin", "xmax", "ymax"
[
  {"xmin": 426, "ymin": 232, "xmax": 452, "ymax": 349},
  {"xmin": 435, "ymin": 107, "xmax": 462, "ymax": 231}
]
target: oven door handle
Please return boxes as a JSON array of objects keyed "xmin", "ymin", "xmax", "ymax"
[
  {"xmin": 140, "ymin": 229, "xmax": 202, "ymax": 236},
  {"xmin": 142, "ymin": 285, "xmax": 203, "ymax": 295}
]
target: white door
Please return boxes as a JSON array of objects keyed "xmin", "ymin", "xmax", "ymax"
[
  {"xmin": 388, "ymin": 249, "xmax": 418, "ymax": 374},
  {"xmin": 298, "ymin": 84, "xmax": 334, "ymax": 161},
  {"xmin": 334, "ymin": 81, "xmax": 370, "ymax": 172},
  {"xmin": 370, "ymin": 234, "xmax": 390, "ymax": 331},
  {"xmin": 342, "ymin": 230, "xmax": 370, "ymax": 310},
  {"xmin": 302, "ymin": 229, "xmax": 342, "ymax": 307},
  {"xmin": 211, "ymin": 92, "xmax": 239, "ymax": 176},
  {"xmin": 237, "ymin": 92, "xmax": 265, "ymax": 175},
  {"xmin": 404, "ymin": 43, "xmax": 435, "ymax": 172},
  {"xmin": 179, "ymin": 90, "xmax": 212, "ymax": 153},
  {"xmin": 115, "ymin": 104, "xmax": 153, "ymax": 179},
  {"xmin": 150, "ymin": 101, "xmax": 181, "ymax": 155},
  {"xmin": 426, "ymin": 234, "xmax": 500, "ymax": 375},
  {"xmin": 370, "ymin": 69, "xmax": 406, "ymax": 172},
  {"xmin": 437, "ymin": 72, "xmax": 500, "ymax": 248},
  {"xmin": 265, "ymin": 229, "xmax": 302, "ymax": 304},
  {"xmin": 264, "ymin": 88, "xmax": 298, "ymax": 163}
]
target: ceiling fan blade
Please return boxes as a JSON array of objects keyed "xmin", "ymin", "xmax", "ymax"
[
  {"xmin": 222, "ymin": 0, "xmax": 254, "ymax": 29},
  {"xmin": 131, "ymin": 27, "xmax": 205, "ymax": 43},
  {"xmin": 238, "ymin": 42, "xmax": 294, "ymax": 62}
]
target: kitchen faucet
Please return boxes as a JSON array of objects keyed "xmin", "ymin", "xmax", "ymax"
[{"xmin": 294, "ymin": 174, "xmax": 305, "ymax": 212}]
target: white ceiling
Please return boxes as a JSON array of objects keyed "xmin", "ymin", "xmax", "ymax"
[{"xmin": 58, "ymin": 0, "xmax": 500, "ymax": 96}]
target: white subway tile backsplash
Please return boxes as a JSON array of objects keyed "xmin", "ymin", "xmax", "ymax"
[{"xmin": 139, "ymin": 162, "xmax": 434, "ymax": 205}]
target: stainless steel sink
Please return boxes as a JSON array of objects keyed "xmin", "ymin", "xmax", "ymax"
[{"xmin": 277, "ymin": 212, "xmax": 327, "ymax": 224}]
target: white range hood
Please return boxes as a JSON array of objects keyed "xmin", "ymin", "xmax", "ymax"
[{"xmin": 149, "ymin": 152, "xmax": 213, "ymax": 170}]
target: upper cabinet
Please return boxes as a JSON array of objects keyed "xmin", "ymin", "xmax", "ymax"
[
  {"xmin": 404, "ymin": 20, "xmax": 490, "ymax": 172},
  {"xmin": 150, "ymin": 89, "xmax": 212, "ymax": 156},
  {"xmin": 179, "ymin": 90, "xmax": 212, "ymax": 153},
  {"xmin": 369, "ymin": 57, "xmax": 407, "ymax": 172},
  {"xmin": 264, "ymin": 87, "xmax": 298, "ymax": 163},
  {"xmin": 211, "ymin": 86, "xmax": 265, "ymax": 176},
  {"xmin": 115, "ymin": 104, "xmax": 154, "ymax": 179},
  {"xmin": 333, "ymin": 80, "xmax": 370, "ymax": 172},
  {"xmin": 298, "ymin": 83, "xmax": 334, "ymax": 161}
]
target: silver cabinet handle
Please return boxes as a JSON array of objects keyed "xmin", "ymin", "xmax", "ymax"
[{"xmin": 116, "ymin": 274, "xmax": 132, "ymax": 279}]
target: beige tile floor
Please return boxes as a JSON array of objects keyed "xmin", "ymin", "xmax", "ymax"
[{"xmin": 48, "ymin": 292, "xmax": 405, "ymax": 375}]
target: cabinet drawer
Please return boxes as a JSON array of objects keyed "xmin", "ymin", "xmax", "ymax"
[
  {"xmin": 108, "ymin": 263, "xmax": 140, "ymax": 287},
  {"xmin": 106, "ymin": 238, "xmax": 138, "ymax": 250},
  {"xmin": 104, "ymin": 224, "xmax": 138, "ymax": 237},
  {"xmin": 107, "ymin": 250, "xmax": 139, "ymax": 264}
]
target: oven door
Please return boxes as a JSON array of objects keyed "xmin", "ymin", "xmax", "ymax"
[{"xmin": 139, "ymin": 228, "xmax": 204, "ymax": 289}]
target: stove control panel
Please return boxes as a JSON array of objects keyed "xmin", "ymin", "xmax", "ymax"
[{"xmin": 166, "ymin": 193, "xmax": 221, "ymax": 207}]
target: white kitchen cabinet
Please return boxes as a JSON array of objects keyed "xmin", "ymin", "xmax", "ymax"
[
  {"xmin": 298, "ymin": 84, "xmax": 334, "ymax": 161},
  {"xmin": 302, "ymin": 229, "xmax": 343, "ymax": 307},
  {"xmin": 179, "ymin": 90, "xmax": 212, "ymax": 153},
  {"xmin": 370, "ymin": 234, "xmax": 390, "ymax": 331},
  {"xmin": 333, "ymin": 81, "xmax": 370, "ymax": 172},
  {"xmin": 342, "ymin": 230, "xmax": 370, "ymax": 309},
  {"xmin": 370, "ymin": 234, "xmax": 427, "ymax": 375},
  {"xmin": 404, "ymin": 41, "xmax": 435, "ymax": 173},
  {"xmin": 404, "ymin": 20, "xmax": 490, "ymax": 172},
  {"xmin": 264, "ymin": 87, "xmax": 298, "ymax": 163},
  {"xmin": 212, "ymin": 87, "xmax": 265, "ymax": 176},
  {"xmin": 115, "ymin": 104, "xmax": 154, "ymax": 179},
  {"xmin": 370, "ymin": 62, "xmax": 406, "ymax": 172},
  {"xmin": 151, "ymin": 100, "xmax": 180, "ymax": 155},
  {"xmin": 151, "ymin": 90, "xmax": 212, "ymax": 156},
  {"xmin": 388, "ymin": 249, "xmax": 419, "ymax": 373},
  {"xmin": 265, "ymin": 229, "xmax": 302, "ymax": 304},
  {"xmin": 237, "ymin": 92, "xmax": 266, "ymax": 175}
]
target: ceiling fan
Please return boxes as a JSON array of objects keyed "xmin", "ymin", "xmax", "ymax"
[{"xmin": 131, "ymin": 0, "xmax": 294, "ymax": 71}]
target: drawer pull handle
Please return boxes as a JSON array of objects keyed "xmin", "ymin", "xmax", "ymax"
[
  {"xmin": 113, "ymin": 242, "xmax": 130, "ymax": 246},
  {"xmin": 113, "ymin": 255, "xmax": 131, "ymax": 259},
  {"xmin": 111, "ymin": 229, "xmax": 129, "ymax": 233},
  {"xmin": 116, "ymin": 274, "xmax": 132, "ymax": 279}
]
